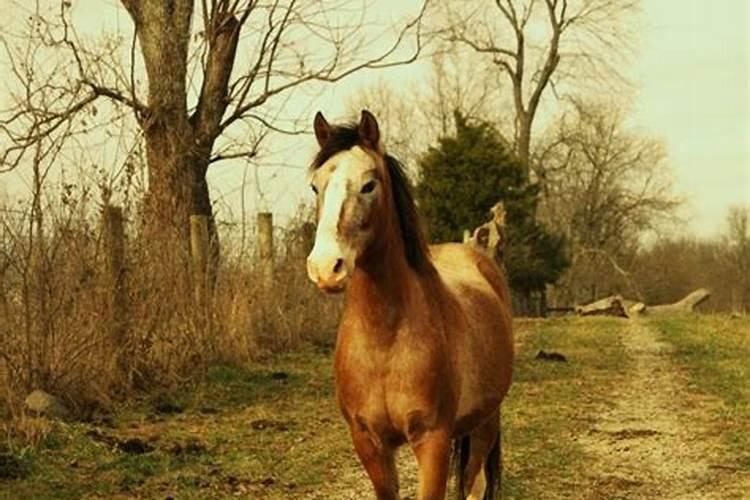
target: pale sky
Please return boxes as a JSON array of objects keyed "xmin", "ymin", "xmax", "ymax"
[
  {"xmin": 629, "ymin": 0, "xmax": 750, "ymax": 236},
  {"xmin": 1, "ymin": 0, "xmax": 748, "ymax": 239}
]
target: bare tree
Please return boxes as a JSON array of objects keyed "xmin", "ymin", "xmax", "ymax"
[
  {"xmin": 439, "ymin": 0, "xmax": 637, "ymax": 169},
  {"xmin": 725, "ymin": 205, "xmax": 750, "ymax": 312},
  {"xmin": 344, "ymin": 79, "xmax": 422, "ymax": 172},
  {"xmin": 1, "ymin": 0, "xmax": 430, "ymax": 248},
  {"xmin": 537, "ymin": 99, "xmax": 679, "ymax": 303},
  {"xmin": 345, "ymin": 51, "xmax": 508, "ymax": 176}
]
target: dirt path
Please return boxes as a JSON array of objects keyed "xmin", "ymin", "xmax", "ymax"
[{"xmin": 579, "ymin": 320, "xmax": 749, "ymax": 499}]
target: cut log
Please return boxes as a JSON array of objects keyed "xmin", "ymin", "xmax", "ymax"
[
  {"xmin": 644, "ymin": 288, "xmax": 711, "ymax": 315},
  {"xmin": 575, "ymin": 295, "xmax": 629, "ymax": 318},
  {"xmin": 575, "ymin": 288, "xmax": 710, "ymax": 318}
]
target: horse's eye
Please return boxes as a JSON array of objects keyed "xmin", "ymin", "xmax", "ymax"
[
  {"xmin": 311, "ymin": 184, "xmax": 318, "ymax": 195},
  {"xmin": 360, "ymin": 180, "xmax": 376, "ymax": 194}
]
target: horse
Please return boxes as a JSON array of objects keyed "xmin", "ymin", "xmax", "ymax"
[{"xmin": 306, "ymin": 110, "xmax": 514, "ymax": 500}]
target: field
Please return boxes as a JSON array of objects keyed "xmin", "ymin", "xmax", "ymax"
[{"xmin": 1, "ymin": 315, "xmax": 748, "ymax": 499}]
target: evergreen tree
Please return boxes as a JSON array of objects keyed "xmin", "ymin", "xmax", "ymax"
[{"xmin": 416, "ymin": 112, "xmax": 568, "ymax": 300}]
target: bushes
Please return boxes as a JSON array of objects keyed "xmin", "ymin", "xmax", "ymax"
[{"xmin": 416, "ymin": 112, "xmax": 568, "ymax": 311}]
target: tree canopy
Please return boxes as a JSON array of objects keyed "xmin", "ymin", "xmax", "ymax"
[{"xmin": 416, "ymin": 112, "xmax": 567, "ymax": 296}]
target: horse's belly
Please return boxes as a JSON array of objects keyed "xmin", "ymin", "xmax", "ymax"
[{"xmin": 448, "ymin": 285, "xmax": 513, "ymax": 425}]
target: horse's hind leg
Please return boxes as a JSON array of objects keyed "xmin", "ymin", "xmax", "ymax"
[
  {"xmin": 350, "ymin": 427, "xmax": 399, "ymax": 500},
  {"xmin": 463, "ymin": 409, "xmax": 500, "ymax": 500}
]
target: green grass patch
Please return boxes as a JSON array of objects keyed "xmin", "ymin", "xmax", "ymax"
[
  {"xmin": 501, "ymin": 317, "xmax": 631, "ymax": 498},
  {"xmin": 651, "ymin": 314, "xmax": 750, "ymax": 470},
  {"xmin": 0, "ymin": 346, "xmax": 342, "ymax": 499}
]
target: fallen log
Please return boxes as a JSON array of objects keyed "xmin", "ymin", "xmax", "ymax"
[
  {"xmin": 575, "ymin": 295, "xmax": 629, "ymax": 318},
  {"xmin": 575, "ymin": 289, "xmax": 710, "ymax": 318},
  {"xmin": 643, "ymin": 288, "xmax": 711, "ymax": 315}
]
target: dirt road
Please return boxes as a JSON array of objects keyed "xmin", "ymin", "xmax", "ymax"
[{"xmin": 578, "ymin": 320, "xmax": 748, "ymax": 499}]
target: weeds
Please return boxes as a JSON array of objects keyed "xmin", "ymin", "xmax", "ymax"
[{"xmin": 0, "ymin": 190, "xmax": 340, "ymax": 423}]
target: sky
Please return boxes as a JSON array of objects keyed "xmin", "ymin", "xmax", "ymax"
[
  {"xmin": 1, "ymin": 0, "xmax": 748, "ymax": 239},
  {"xmin": 629, "ymin": 0, "xmax": 749, "ymax": 236}
]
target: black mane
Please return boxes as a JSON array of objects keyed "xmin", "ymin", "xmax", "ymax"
[{"xmin": 310, "ymin": 124, "xmax": 433, "ymax": 272}]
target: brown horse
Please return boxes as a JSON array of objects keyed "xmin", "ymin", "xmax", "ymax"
[{"xmin": 306, "ymin": 110, "xmax": 514, "ymax": 500}]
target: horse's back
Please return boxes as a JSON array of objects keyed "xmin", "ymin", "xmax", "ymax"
[
  {"xmin": 430, "ymin": 243, "xmax": 510, "ymax": 304},
  {"xmin": 429, "ymin": 242, "xmax": 514, "ymax": 424}
]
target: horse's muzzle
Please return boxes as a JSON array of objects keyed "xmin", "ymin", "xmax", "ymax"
[{"xmin": 307, "ymin": 253, "xmax": 350, "ymax": 293}]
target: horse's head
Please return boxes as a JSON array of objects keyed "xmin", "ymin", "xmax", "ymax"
[{"xmin": 306, "ymin": 110, "xmax": 391, "ymax": 293}]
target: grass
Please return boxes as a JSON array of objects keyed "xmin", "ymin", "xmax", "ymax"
[
  {"xmin": 651, "ymin": 314, "xmax": 750, "ymax": 471},
  {"xmin": 3, "ymin": 315, "xmax": 744, "ymax": 498},
  {"xmin": 0, "ymin": 344, "xmax": 350, "ymax": 499},
  {"xmin": 501, "ymin": 317, "xmax": 631, "ymax": 498}
]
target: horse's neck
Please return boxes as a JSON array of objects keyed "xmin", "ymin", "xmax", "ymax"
[{"xmin": 345, "ymin": 238, "xmax": 417, "ymax": 336}]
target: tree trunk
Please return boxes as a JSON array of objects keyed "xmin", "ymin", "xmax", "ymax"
[
  {"xmin": 575, "ymin": 289, "xmax": 710, "ymax": 318},
  {"xmin": 125, "ymin": 0, "xmax": 200, "ymax": 241},
  {"xmin": 516, "ymin": 111, "xmax": 532, "ymax": 170},
  {"xmin": 142, "ymin": 134, "xmax": 219, "ymax": 273},
  {"xmin": 123, "ymin": 0, "xmax": 230, "ymax": 263},
  {"xmin": 645, "ymin": 288, "xmax": 711, "ymax": 315}
]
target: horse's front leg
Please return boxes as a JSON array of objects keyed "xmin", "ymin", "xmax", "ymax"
[
  {"xmin": 350, "ymin": 426, "xmax": 399, "ymax": 500},
  {"xmin": 410, "ymin": 427, "xmax": 452, "ymax": 500}
]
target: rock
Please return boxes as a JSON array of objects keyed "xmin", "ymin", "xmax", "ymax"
[
  {"xmin": 628, "ymin": 302, "xmax": 646, "ymax": 316},
  {"xmin": 535, "ymin": 350, "xmax": 567, "ymax": 362},
  {"xmin": 24, "ymin": 390, "xmax": 69, "ymax": 419}
]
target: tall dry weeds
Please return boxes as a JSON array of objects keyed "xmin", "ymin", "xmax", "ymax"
[{"xmin": 0, "ymin": 193, "xmax": 339, "ymax": 420}]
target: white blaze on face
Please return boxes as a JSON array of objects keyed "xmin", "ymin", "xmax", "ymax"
[{"xmin": 307, "ymin": 147, "xmax": 374, "ymax": 291}]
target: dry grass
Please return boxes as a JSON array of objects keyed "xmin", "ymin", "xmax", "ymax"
[{"xmin": 0, "ymin": 196, "xmax": 340, "ymax": 422}]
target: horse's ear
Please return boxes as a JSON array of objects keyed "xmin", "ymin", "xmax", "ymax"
[
  {"xmin": 313, "ymin": 111, "xmax": 331, "ymax": 147},
  {"xmin": 358, "ymin": 110, "xmax": 380, "ymax": 149}
]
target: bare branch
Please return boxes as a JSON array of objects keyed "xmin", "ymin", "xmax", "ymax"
[{"xmin": 438, "ymin": 0, "xmax": 637, "ymax": 166}]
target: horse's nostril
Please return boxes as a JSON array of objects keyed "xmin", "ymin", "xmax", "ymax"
[{"xmin": 333, "ymin": 258, "xmax": 344, "ymax": 274}]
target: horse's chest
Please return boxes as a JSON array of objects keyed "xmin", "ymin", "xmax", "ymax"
[{"xmin": 335, "ymin": 335, "xmax": 452, "ymax": 441}]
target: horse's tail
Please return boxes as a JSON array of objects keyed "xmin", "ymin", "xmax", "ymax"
[
  {"xmin": 452, "ymin": 416, "xmax": 502, "ymax": 500},
  {"xmin": 485, "ymin": 426, "xmax": 501, "ymax": 500},
  {"xmin": 452, "ymin": 435, "xmax": 471, "ymax": 500}
]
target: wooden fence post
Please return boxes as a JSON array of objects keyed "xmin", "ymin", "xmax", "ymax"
[
  {"xmin": 257, "ymin": 212, "xmax": 274, "ymax": 288},
  {"xmin": 102, "ymin": 205, "xmax": 127, "ymax": 352},
  {"xmin": 190, "ymin": 215, "xmax": 210, "ymax": 309}
]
